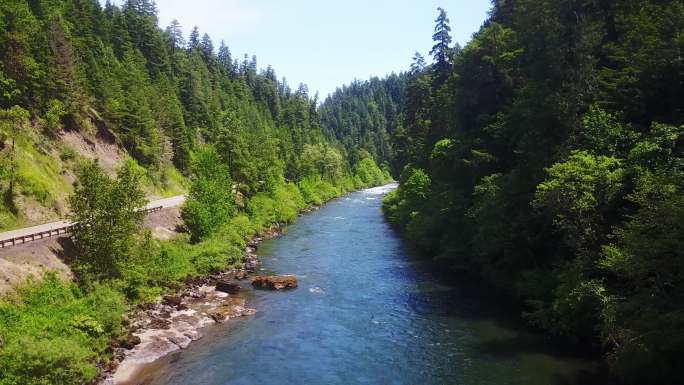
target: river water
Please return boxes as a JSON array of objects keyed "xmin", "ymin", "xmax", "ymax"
[{"xmin": 143, "ymin": 184, "xmax": 600, "ymax": 385}]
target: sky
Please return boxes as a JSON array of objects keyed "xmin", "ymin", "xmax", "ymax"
[{"xmin": 105, "ymin": 0, "xmax": 492, "ymax": 98}]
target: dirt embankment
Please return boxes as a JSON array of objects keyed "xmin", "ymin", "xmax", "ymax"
[{"xmin": 0, "ymin": 207, "xmax": 184, "ymax": 295}]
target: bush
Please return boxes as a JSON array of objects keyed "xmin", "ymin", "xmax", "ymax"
[
  {"xmin": 44, "ymin": 99, "xmax": 66, "ymax": 134},
  {"xmin": 69, "ymin": 159, "xmax": 148, "ymax": 281},
  {"xmin": 0, "ymin": 336, "xmax": 99, "ymax": 385},
  {"xmin": 354, "ymin": 157, "xmax": 386, "ymax": 187},
  {"xmin": 0, "ymin": 275, "xmax": 125, "ymax": 385},
  {"xmin": 181, "ymin": 147, "xmax": 235, "ymax": 241}
]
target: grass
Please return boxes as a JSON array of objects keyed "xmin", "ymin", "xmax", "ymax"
[
  {"xmin": 0, "ymin": 274, "xmax": 126, "ymax": 385},
  {"xmin": 143, "ymin": 164, "xmax": 189, "ymax": 199},
  {"xmin": 0, "ymin": 134, "xmax": 75, "ymax": 231}
]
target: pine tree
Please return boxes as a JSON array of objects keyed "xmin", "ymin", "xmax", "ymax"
[
  {"xmin": 200, "ymin": 33, "xmax": 213, "ymax": 60},
  {"xmin": 165, "ymin": 19, "xmax": 184, "ymax": 51},
  {"xmin": 187, "ymin": 26, "xmax": 200, "ymax": 50},
  {"xmin": 217, "ymin": 40, "xmax": 233, "ymax": 74},
  {"xmin": 429, "ymin": 7, "xmax": 452, "ymax": 79},
  {"xmin": 410, "ymin": 52, "xmax": 426, "ymax": 74}
]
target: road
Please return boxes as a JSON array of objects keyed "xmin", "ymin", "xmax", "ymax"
[{"xmin": 0, "ymin": 195, "xmax": 186, "ymax": 243}]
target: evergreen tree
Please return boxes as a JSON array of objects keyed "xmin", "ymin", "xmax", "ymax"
[
  {"xmin": 217, "ymin": 40, "xmax": 233, "ymax": 74},
  {"xmin": 165, "ymin": 19, "xmax": 185, "ymax": 51},
  {"xmin": 429, "ymin": 7, "xmax": 452, "ymax": 80},
  {"xmin": 187, "ymin": 26, "xmax": 200, "ymax": 50},
  {"xmin": 410, "ymin": 52, "xmax": 426, "ymax": 74},
  {"xmin": 200, "ymin": 33, "xmax": 214, "ymax": 60}
]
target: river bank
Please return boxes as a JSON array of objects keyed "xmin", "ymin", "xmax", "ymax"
[
  {"xmin": 99, "ymin": 227, "xmax": 281, "ymax": 385},
  {"xmin": 97, "ymin": 187, "xmax": 389, "ymax": 385},
  {"xmin": 98, "ymin": 195, "xmax": 341, "ymax": 384},
  {"xmin": 126, "ymin": 184, "xmax": 603, "ymax": 385}
]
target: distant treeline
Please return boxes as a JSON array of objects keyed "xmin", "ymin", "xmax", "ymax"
[{"xmin": 322, "ymin": 2, "xmax": 684, "ymax": 383}]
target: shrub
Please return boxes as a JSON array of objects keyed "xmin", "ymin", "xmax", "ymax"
[
  {"xmin": 69, "ymin": 159, "xmax": 147, "ymax": 281},
  {"xmin": 181, "ymin": 147, "xmax": 235, "ymax": 241},
  {"xmin": 0, "ymin": 336, "xmax": 99, "ymax": 385},
  {"xmin": 0, "ymin": 275, "xmax": 125, "ymax": 385}
]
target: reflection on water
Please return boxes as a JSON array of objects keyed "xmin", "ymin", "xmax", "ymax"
[{"xmin": 143, "ymin": 184, "xmax": 602, "ymax": 385}]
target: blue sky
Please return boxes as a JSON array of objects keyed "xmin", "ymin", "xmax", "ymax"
[{"xmin": 105, "ymin": 0, "xmax": 492, "ymax": 98}]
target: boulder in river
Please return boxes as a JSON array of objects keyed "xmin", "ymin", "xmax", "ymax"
[
  {"xmin": 251, "ymin": 275, "xmax": 298, "ymax": 290},
  {"xmin": 215, "ymin": 280, "xmax": 241, "ymax": 294}
]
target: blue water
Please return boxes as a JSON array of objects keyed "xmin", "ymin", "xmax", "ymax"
[{"xmin": 144, "ymin": 185, "xmax": 598, "ymax": 385}]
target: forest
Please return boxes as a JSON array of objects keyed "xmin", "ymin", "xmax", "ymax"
[
  {"xmin": 1, "ymin": 0, "xmax": 683, "ymax": 383},
  {"xmin": 0, "ymin": 1, "xmax": 390, "ymax": 384},
  {"xmin": 321, "ymin": 1, "xmax": 683, "ymax": 383},
  {"xmin": 321, "ymin": 0, "xmax": 684, "ymax": 384}
]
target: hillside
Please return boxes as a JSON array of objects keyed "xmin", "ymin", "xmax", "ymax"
[
  {"xmin": 0, "ymin": 0, "xmax": 389, "ymax": 231},
  {"xmin": 323, "ymin": 3, "xmax": 684, "ymax": 384}
]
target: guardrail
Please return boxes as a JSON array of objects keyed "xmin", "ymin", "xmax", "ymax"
[{"xmin": 0, "ymin": 206, "xmax": 164, "ymax": 249}]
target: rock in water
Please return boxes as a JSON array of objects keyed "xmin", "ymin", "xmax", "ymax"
[
  {"xmin": 215, "ymin": 280, "xmax": 241, "ymax": 294},
  {"xmin": 251, "ymin": 275, "xmax": 298, "ymax": 290}
]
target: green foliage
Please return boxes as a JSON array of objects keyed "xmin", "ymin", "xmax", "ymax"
[
  {"xmin": 533, "ymin": 151, "xmax": 623, "ymax": 249},
  {"xmin": 320, "ymin": 75, "xmax": 406, "ymax": 170},
  {"xmin": 373, "ymin": 3, "xmax": 684, "ymax": 383},
  {"xmin": 598, "ymin": 169, "xmax": 684, "ymax": 382},
  {"xmin": 69, "ymin": 159, "xmax": 148, "ymax": 281},
  {"xmin": 44, "ymin": 99, "xmax": 66, "ymax": 134},
  {"xmin": 0, "ymin": 336, "xmax": 98, "ymax": 385},
  {"xmin": 299, "ymin": 143, "xmax": 345, "ymax": 181},
  {"xmin": 0, "ymin": 106, "xmax": 30, "ymax": 211},
  {"xmin": 354, "ymin": 157, "xmax": 388, "ymax": 187},
  {"xmin": 382, "ymin": 167, "xmax": 430, "ymax": 228},
  {"xmin": 0, "ymin": 275, "xmax": 125, "ymax": 385},
  {"xmin": 297, "ymin": 176, "xmax": 340, "ymax": 206},
  {"xmin": 181, "ymin": 146, "xmax": 235, "ymax": 241}
]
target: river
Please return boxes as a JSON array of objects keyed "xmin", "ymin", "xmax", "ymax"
[{"xmin": 140, "ymin": 184, "xmax": 601, "ymax": 385}]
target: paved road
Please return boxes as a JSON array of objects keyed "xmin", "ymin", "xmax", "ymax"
[{"xmin": 0, "ymin": 195, "xmax": 186, "ymax": 243}]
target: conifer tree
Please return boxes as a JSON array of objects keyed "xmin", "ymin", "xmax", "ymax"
[
  {"xmin": 187, "ymin": 26, "xmax": 200, "ymax": 50},
  {"xmin": 429, "ymin": 7, "xmax": 452, "ymax": 80},
  {"xmin": 217, "ymin": 40, "xmax": 233, "ymax": 74},
  {"xmin": 410, "ymin": 52, "xmax": 426, "ymax": 74},
  {"xmin": 200, "ymin": 33, "xmax": 214, "ymax": 60},
  {"xmin": 165, "ymin": 19, "xmax": 184, "ymax": 51}
]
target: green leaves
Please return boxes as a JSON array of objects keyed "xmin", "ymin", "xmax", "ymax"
[
  {"xmin": 68, "ymin": 159, "xmax": 147, "ymax": 281},
  {"xmin": 70, "ymin": 315, "xmax": 104, "ymax": 336},
  {"xmin": 534, "ymin": 151, "xmax": 623, "ymax": 245},
  {"xmin": 181, "ymin": 146, "xmax": 235, "ymax": 241},
  {"xmin": 0, "ymin": 275, "xmax": 125, "ymax": 385}
]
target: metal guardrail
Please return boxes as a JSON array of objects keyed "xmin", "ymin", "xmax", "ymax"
[{"xmin": 0, "ymin": 206, "xmax": 164, "ymax": 249}]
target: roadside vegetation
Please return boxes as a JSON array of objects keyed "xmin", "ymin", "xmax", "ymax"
[{"xmin": 0, "ymin": 0, "xmax": 391, "ymax": 384}]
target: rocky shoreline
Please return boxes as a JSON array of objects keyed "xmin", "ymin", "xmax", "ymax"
[{"xmin": 98, "ymin": 227, "xmax": 285, "ymax": 385}]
